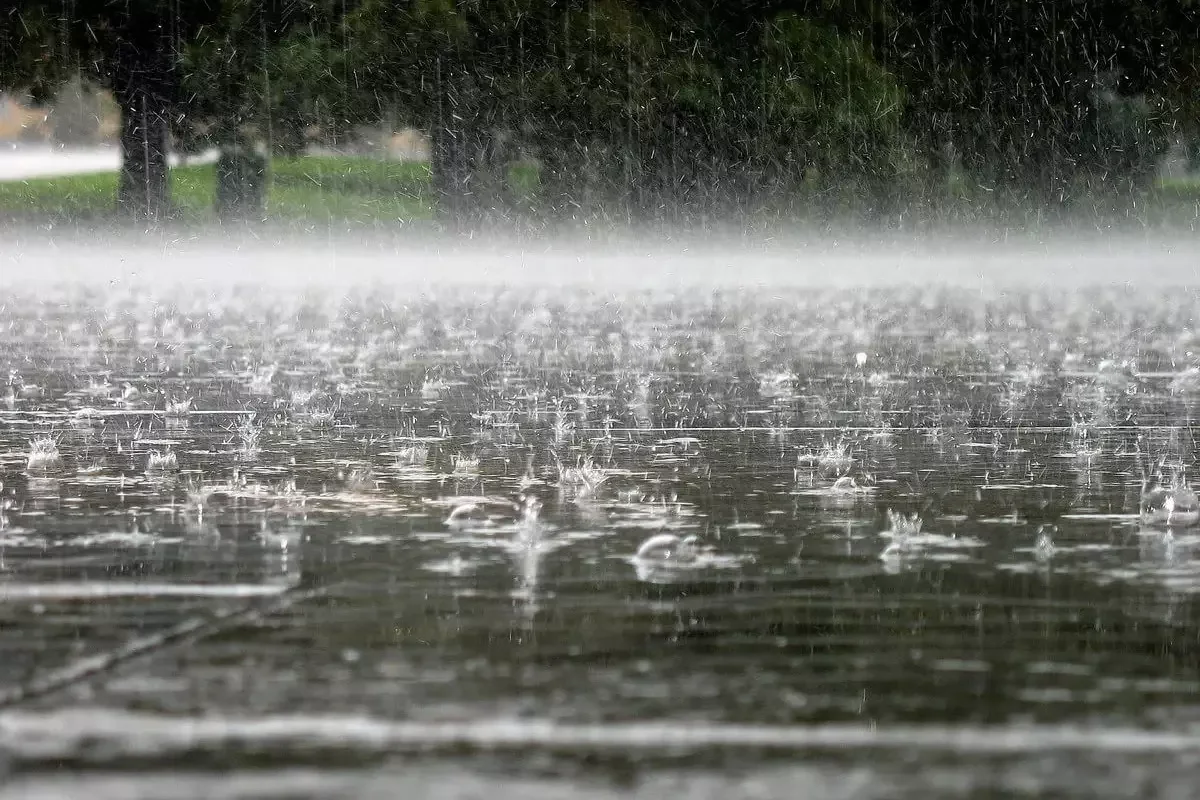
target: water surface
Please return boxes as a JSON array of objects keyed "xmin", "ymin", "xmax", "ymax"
[{"xmin": 2, "ymin": 255, "xmax": 1200, "ymax": 797}]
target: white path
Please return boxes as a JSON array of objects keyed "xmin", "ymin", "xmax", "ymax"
[{"xmin": 0, "ymin": 144, "xmax": 216, "ymax": 181}]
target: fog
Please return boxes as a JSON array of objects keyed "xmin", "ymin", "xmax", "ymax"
[{"xmin": 3, "ymin": 230, "xmax": 1197, "ymax": 291}]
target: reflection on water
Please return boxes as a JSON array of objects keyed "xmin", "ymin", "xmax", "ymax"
[{"xmin": 1, "ymin": 281, "xmax": 1200, "ymax": 794}]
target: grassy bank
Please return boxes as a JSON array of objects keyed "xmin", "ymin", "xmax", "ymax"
[
  {"xmin": 0, "ymin": 153, "xmax": 1197, "ymax": 232},
  {"xmin": 0, "ymin": 156, "xmax": 434, "ymax": 225}
]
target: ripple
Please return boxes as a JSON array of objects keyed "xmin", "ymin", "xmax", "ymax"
[
  {"xmin": 0, "ymin": 582, "xmax": 290, "ymax": 601},
  {"xmin": 1, "ymin": 709, "xmax": 1200, "ymax": 763}
]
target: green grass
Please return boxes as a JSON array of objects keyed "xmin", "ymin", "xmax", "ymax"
[
  {"xmin": 0, "ymin": 152, "xmax": 1196, "ymax": 230},
  {"xmin": 0, "ymin": 155, "xmax": 434, "ymax": 225},
  {"xmin": 268, "ymin": 156, "xmax": 433, "ymax": 223},
  {"xmin": 1154, "ymin": 177, "xmax": 1200, "ymax": 202}
]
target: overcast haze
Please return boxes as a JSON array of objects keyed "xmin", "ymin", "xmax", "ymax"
[{"xmin": 4, "ymin": 234, "xmax": 1198, "ymax": 291}]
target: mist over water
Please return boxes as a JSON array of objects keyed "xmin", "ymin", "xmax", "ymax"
[{"xmin": 4, "ymin": 232, "xmax": 1200, "ymax": 290}]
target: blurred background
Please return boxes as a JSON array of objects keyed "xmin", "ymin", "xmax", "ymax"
[{"xmin": 0, "ymin": 1, "xmax": 1196, "ymax": 232}]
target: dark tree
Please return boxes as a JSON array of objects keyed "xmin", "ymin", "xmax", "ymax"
[
  {"xmin": 1, "ymin": 2, "xmax": 220, "ymax": 220},
  {"xmin": 173, "ymin": 1, "xmax": 355, "ymax": 220},
  {"xmin": 108, "ymin": 8, "xmax": 176, "ymax": 220},
  {"xmin": 343, "ymin": 0, "xmax": 503, "ymax": 226},
  {"xmin": 175, "ymin": 1, "xmax": 355, "ymax": 157},
  {"xmin": 5, "ymin": 0, "xmax": 1196, "ymax": 229},
  {"xmin": 888, "ymin": 0, "xmax": 1199, "ymax": 210}
]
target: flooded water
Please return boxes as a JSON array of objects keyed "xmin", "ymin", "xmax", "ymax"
[{"xmin": 2, "ymin": 246, "xmax": 1200, "ymax": 797}]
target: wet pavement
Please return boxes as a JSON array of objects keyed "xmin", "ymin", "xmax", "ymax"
[{"xmin": 1, "ymin": 258, "xmax": 1200, "ymax": 797}]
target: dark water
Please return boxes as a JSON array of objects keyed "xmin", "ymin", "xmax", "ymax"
[{"xmin": 2, "ymin": 273, "xmax": 1200, "ymax": 797}]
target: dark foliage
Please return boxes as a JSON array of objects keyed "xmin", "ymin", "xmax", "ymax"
[{"xmin": 1, "ymin": 0, "xmax": 1196, "ymax": 227}]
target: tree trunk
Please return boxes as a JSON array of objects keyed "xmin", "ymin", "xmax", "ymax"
[
  {"xmin": 112, "ymin": 42, "xmax": 174, "ymax": 221},
  {"xmin": 431, "ymin": 121, "xmax": 477, "ymax": 227},
  {"xmin": 215, "ymin": 144, "xmax": 268, "ymax": 223},
  {"xmin": 430, "ymin": 57, "xmax": 481, "ymax": 230}
]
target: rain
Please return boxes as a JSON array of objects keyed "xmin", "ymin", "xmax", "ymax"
[{"xmin": 1, "ymin": 2, "xmax": 1200, "ymax": 798}]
